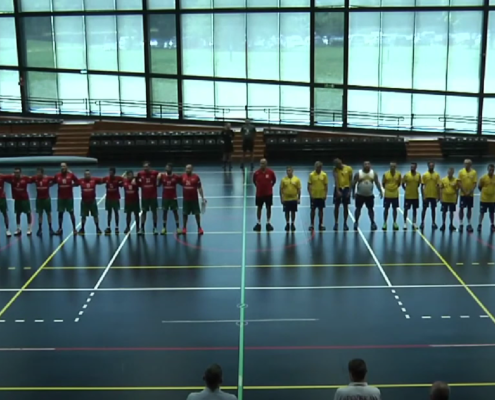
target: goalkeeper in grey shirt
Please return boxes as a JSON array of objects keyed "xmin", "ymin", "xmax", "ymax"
[
  {"xmin": 240, "ymin": 118, "xmax": 256, "ymax": 170},
  {"xmin": 334, "ymin": 359, "xmax": 381, "ymax": 400}
]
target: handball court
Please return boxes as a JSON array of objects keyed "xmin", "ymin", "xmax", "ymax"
[{"xmin": 1, "ymin": 161, "xmax": 495, "ymax": 400}]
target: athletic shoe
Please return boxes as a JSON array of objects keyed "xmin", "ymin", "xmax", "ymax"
[
  {"xmin": 308, "ymin": 225, "xmax": 314, "ymax": 231},
  {"xmin": 432, "ymin": 223, "xmax": 438, "ymax": 230},
  {"xmin": 290, "ymin": 223, "xmax": 296, "ymax": 231},
  {"xmin": 343, "ymin": 224, "xmax": 349, "ymax": 231},
  {"xmin": 182, "ymin": 228, "xmax": 187, "ymax": 235},
  {"xmin": 403, "ymin": 225, "xmax": 408, "ymax": 230},
  {"xmin": 333, "ymin": 223, "xmax": 338, "ymax": 231},
  {"xmin": 96, "ymin": 228, "xmax": 102, "ymax": 235},
  {"xmin": 176, "ymin": 228, "xmax": 182, "ymax": 234},
  {"xmin": 5, "ymin": 230, "xmax": 11, "ymax": 238},
  {"xmin": 73, "ymin": 229, "xmax": 78, "ymax": 235},
  {"xmin": 253, "ymin": 223, "xmax": 261, "ymax": 232},
  {"xmin": 54, "ymin": 229, "xmax": 62, "ymax": 236},
  {"xmin": 78, "ymin": 228, "xmax": 85, "ymax": 235},
  {"xmin": 115, "ymin": 228, "xmax": 119, "ymax": 235},
  {"xmin": 104, "ymin": 227, "xmax": 111, "ymax": 235},
  {"xmin": 449, "ymin": 225, "xmax": 456, "ymax": 232},
  {"xmin": 371, "ymin": 222, "xmax": 377, "ymax": 231},
  {"xmin": 393, "ymin": 223, "xmax": 399, "ymax": 231},
  {"xmin": 419, "ymin": 223, "xmax": 425, "ymax": 230},
  {"xmin": 124, "ymin": 227, "xmax": 130, "ymax": 234},
  {"xmin": 353, "ymin": 222, "xmax": 358, "ymax": 230},
  {"xmin": 14, "ymin": 229, "xmax": 21, "ymax": 237},
  {"xmin": 284, "ymin": 223, "xmax": 290, "ymax": 232},
  {"xmin": 412, "ymin": 223, "xmax": 418, "ymax": 230},
  {"xmin": 27, "ymin": 229, "xmax": 32, "ymax": 236},
  {"xmin": 153, "ymin": 228, "xmax": 158, "ymax": 235},
  {"xmin": 467, "ymin": 224, "xmax": 474, "ymax": 233},
  {"xmin": 440, "ymin": 225, "xmax": 446, "ymax": 232},
  {"xmin": 478, "ymin": 224, "xmax": 482, "ymax": 232},
  {"xmin": 382, "ymin": 223, "xmax": 387, "ymax": 231},
  {"xmin": 198, "ymin": 228, "xmax": 204, "ymax": 235},
  {"xmin": 459, "ymin": 224, "xmax": 464, "ymax": 233},
  {"xmin": 36, "ymin": 229, "xmax": 42, "ymax": 237},
  {"xmin": 161, "ymin": 228, "xmax": 167, "ymax": 235},
  {"xmin": 137, "ymin": 229, "xmax": 144, "ymax": 235},
  {"xmin": 49, "ymin": 228, "xmax": 55, "ymax": 236},
  {"xmin": 319, "ymin": 225, "xmax": 326, "ymax": 231},
  {"xmin": 266, "ymin": 223, "xmax": 274, "ymax": 232}
]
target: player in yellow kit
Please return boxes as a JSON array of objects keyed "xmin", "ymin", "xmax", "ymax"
[
  {"xmin": 478, "ymin": 164, "xmax": 495, "ymax": 232},
  {"xmin": 458, "ymin": 159, "xmax": 477, "ymax": 233},
  {"xmin": 382, "ymin": 162, "xmax": 401, "ymax": 230},
  {"xmin": 402, "ymin": 162, "xmax": 421, "ymax": 229},
  {"xmin": 439, "ymin": 167, "xmax": 459, "ymax": 232},
  {"xmin": 280, "ymin": 166, "xmax": 301, "ymax": 232},
  {"xmin": 333, "ymin": 158, "xmax": 353, "ymax": 231},
  {"xmin": 420, "ymin": 162, "xmax": 441, "ymax": 230}
]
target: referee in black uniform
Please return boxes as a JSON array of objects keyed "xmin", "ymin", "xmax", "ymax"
[
  {"xmin": 240, "ymin": 119, "xmax": 256, "ymax": 170},
  {"xmin": 221, "ymin": 123, "xmax": 234, "ymax": 171}
]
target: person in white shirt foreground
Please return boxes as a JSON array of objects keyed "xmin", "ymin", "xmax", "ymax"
[
  {"xmin": 186, "ymin": 364, "xmax": 237, "ymax": 400},
  {"xmin": 334, "ymin": 359, "xmax": 381, "ymax": 400}
]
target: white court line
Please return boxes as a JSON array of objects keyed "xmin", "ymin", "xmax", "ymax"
[
  {"xmin": 79, "ymin": 230, "xmax": 398, "ymax": 235},
  {"xmin": 347, "ymin": 213, "xmax": 392, "ymax": 287},
  {"xmin": 2, "ymin": 283, "xmax": 495, "ymax": 292},
  {"xmin": 161, "ymin": 318, "xmax": 318, "ymax": 324}
]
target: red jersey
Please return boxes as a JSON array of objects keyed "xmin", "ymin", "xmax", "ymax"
[
  {"xmin": 32, "ymin": 176, "xmax": 54, "ymax": 200},
  {"xmin": 137, "ymin": 170, "xmax": 159, "ymax": 200},
  {"xmin": 54, "ymin": 172, "xmax": 78, "ymax": 200},
  {"xmin": 5, "ymin": 175, "xmax": 31, "ymax": 201},
  {"xmin": 103, "ymin": 176, "xmax": 123, "ymax": 200},
  {"xmin": 253, "ymin": 168, "xmax": 276, "ymax": 197},
  {"xmin": 181, "ymin": 173, "xmax": 201, "ymax": 201},
  {"xmin": 0, "ymin": 174, "xmax": 6, "ymax": 199},
  {"xmin": 122, "ymin": 178, "xmax": 139, "ymax": 204},
  {"xmin": 79, "ymin": 178, "xmax": 101, "ymax": 203},
  {"xmin": 160, "ymin": 173, "xmax": 181, "ymax": 200}
]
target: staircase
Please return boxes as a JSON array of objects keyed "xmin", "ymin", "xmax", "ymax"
[
  {"xmin": 406, "ymin": 139, "xmax": 442, "ymax": 159},
  {"xmin": 232, "ymin": 133, "xmax": 265, "ymax": 161},
  {"xmin": 53, "ymin": 123, "xmax": 93, "ymax": 157}
]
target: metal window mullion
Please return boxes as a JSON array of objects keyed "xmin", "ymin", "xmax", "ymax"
[
  {"xmin": 309, "ymin": 0, "xmax": 315, "ymax": 126},
  {"xmin": 478, "ymin": 0, "xmax": 490, "ymax": 135},
  {"xmin": 343, "ymin": 0, "xmax": 349, "ymax": 128},
  {"xmin": 176, "ymin": 1, "xmax": 183, "ymax": 120},
  {"xmin": 143, "ymin": 0, "xmax": 152, "ymax": 119},
  {"xmin": 13, "ymin": 0, "xmax": 28, "ymax": 113}
]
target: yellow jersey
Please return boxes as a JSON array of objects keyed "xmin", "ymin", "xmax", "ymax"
[
  {"xmin": 440, "ymin": 176, "xmax": 459, "ymax": 203},
  {"xmin": 308, "ymin": 171, "xmax": 328, "ymax": 199},
  {"xmin": 334, "ymin": 165, "xmax": 353, "ymax": 189},
  {"xmin": 383, "ymin": 170, "xmax": 402, "ymax": 198},
  {"xmin": 422, "ymin": 171, "xmax": 441, "ymax": 199},
  {"xmin": 480, "ymin": 174, "xmax": 495, "ymax": 203},
  {"xmin": 402, "ymin": 171, "xmax": 421, "ymax": 200},
  {"xmin": 280, "ymin": 175, "xmax": 301, "ymax": 202},
  {"xmin": 458, "ymin": 168, "xmax": 477, "ymax": 196}
]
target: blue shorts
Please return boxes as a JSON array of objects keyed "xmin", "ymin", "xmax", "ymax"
[
  {"xmin": 404, "ymin": 199, "xmax": 419, "ymax": 210},
  {"xmin": 311, "ymin": 198, "xmax": 326, "ymax": 210},
  {"xmin": 423, "ymin": 198, "xmax": 437, "ymax": 208},
  {"xmin": 481, "ymin": 202, "xmax": 495, "ymax": 214},
  {"xmin": 459, "ymin": 196, "xmax": 474, "ymax": 209},
  {"xmin": 383, "ymin": 198, "xmax": 399, "ymax": 209},
  {"xmin": 333, "ymin": 188, "xmax": 350, "ymax": 205},
  {"xmin": 441, "ymin": 202, "xmax": 456, "ymax": 213}
]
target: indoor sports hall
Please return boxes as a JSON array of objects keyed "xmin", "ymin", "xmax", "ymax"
[{"xmin": 2, "ymin": 1, "xmax": 495, "ymax": 400}]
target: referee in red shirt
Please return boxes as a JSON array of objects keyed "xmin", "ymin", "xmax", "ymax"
[{"xmin": 253, "ymin": 158, "xmax": 276, "ymax": 232}]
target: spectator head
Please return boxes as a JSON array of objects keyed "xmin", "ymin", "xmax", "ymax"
[
  {"xmin": 166, "ymin": 163, "xmax": 173, "ymax": 174},
  {"xmin": 260, "ymin": 158, "xmax": 267, "ymax": 170},
  {"xmin": 225, "ymin": 122, "xmax": 231, "ymax": 129},
  {"xmin": 185, "ymin": 164, "xmax": 193, "ymax": 175},
  {"xmin": 314, "ymin": 161, "xmax": 323, "ymax": 173},
  {"xmin": 126, "ymin": 170, "xmax": 134, "ymax": 179},
  {"xmin": 430, "ymin": 381, "xmax": 450, "ymax": 400},
  {"xmin": 334, "ymin": 158, "xmax": 342, "ymax": 169},
  {"xmin": 109, "ymin": 167, "xmax": 116, "ymax": 177},
  {"xmin": 464, "ymin": 159, "xmax": 472, "ymax": 169},
  {"xmin": 410, "ymin": 162, "xmax": 417, "ymax": 172},
  {"xmin": 143, "ymin": 161, "xmax": 150, "ymax": 172},
  {"xmin": 36, "ymin": 167, "xmax": 44, "ymax": 178},
  {"xmin": 61, "ymin": 162, "xmax": 68, "ymax": 173},
  {"xmin": 488, "ymin": 164, "xmax": 495, "ymax": 175},
  {"xmin": 428, "ymin": 162, "xmax": 435, "ymax": 171},
  {"xmin": 244, "ymin": 118, "xmax": 251, "ymax": 125},
  {"xmin": 14, "ymin": 167, "xmax": 21, "ymax": 178},
  {"xmin": 203, "ymin": 364, "xmax": 223, "ymax": 391},
  {"xmin": 348, "ymin": 359, "xmax": 368, "ymax": 383},
  {"xmin": 84, "ymin": 170, "xmax": 91, "ymax": 180}
]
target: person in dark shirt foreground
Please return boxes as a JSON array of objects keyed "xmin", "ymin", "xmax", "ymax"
[
  {"xmin": 221, "ymin": 123, "xmax": 234, "ymax": 171},
  {"xmin": 333, "ymin": 359, "xmax": 381, "ymax": 400},
  {"xmin": 430, "ymin": 381, "xmax": 450, "ymax": 400},
  {"xmin": 186, "ymin": 364, "xmax": 236, "ymax": 400}
]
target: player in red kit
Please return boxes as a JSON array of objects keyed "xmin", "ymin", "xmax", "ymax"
[
  {"xmin": 157, "ymin": 163, "xmax": 182, "ymax": 235},
  {"xmin": 253, "ymin": 158, "xmax": 277, "ymax": 232},
  {"xmin": 32, "ymin": 167, "xmax": 55, "ymax": 236},
  {"xmin": 181, "ymin": 164, "xmax": 206, "ymax": 235},
  {"xmin": 122, "ymin": 170, "xmax": 140, "ymax": 234},
  {"xmin": 102, "ymin": 167, "xmax": 123, "ymax": 234},
  {"xmin": 0, "ymin": 173, "xmax": 11, "ymax": 237},
  {"xmin": 53, "ymin": 163, "xmax": 78, "ymax": 235},
  {"xmin": 136, "ymin": 161, "xmax": 159, "ymax": 235},
  {"xmin": 78, "ymin": 170, "xmax": 102, "ymax": 235},
  {"xmin": 4, "ymin": 167, "xmax": 32, "ymax": 236}
]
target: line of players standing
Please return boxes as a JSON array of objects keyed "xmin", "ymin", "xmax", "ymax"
[{"xmin": 0, "ymin": 161, "xmax": 206, "ymax": 237}]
